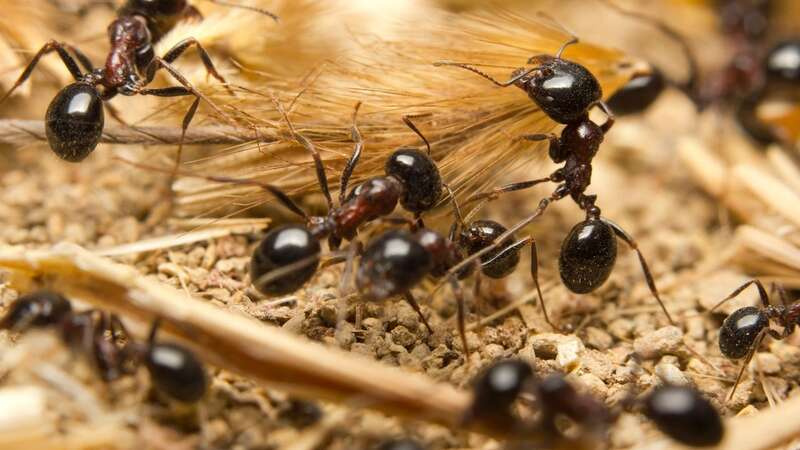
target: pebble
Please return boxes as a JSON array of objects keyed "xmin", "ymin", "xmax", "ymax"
[
  {"xmin": 608, "ymin": 318, "xmax": 634, "ymax": 340},
  {"xmin": 633, "ymin": 326, "xmax": 683, "ymax": 359},
  {"xmin": 655, "ymin": 362, "xmax": 689, "ymax": 386},
  {"xmin": 577, "ymin": 373, "xmax": 608, "ymax": 400},
  {"xmin": 391, "ymin": 325, "xmax": 417, "ymax": 348},
  {"xmin": 583, "ymin": 326, "xmax": 614, "ymax": 350}
]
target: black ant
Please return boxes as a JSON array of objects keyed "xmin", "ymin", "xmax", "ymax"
[
  {"xmin": 464, "ymin": 359, "xmax": 614, "ymax": 440},
  {"xmin": 466, "ymin": 359, "xmax": 724, "ymax": 447},
  {"xmin": 643, "ymin": 384, "xmax": 725, "ymax": 447},
  {"xmin": 434, "ymin": 35, "xmax": 674, "ymax": 326},
  {"xmin": 605, "ymin": 0, "xmax": 800, "ymax": 150},
  {"xmin": 0, "ymin": 290, "xmax": 207, "ymax": 403},
  {"xmin": 709, "ymin": 279, "xmax": 799, "ymax": 401},
  {"xmin": 0, "ymin": 0, "xmax": 277, "ymax": 162}
]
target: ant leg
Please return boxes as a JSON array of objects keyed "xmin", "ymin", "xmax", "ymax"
[
  {"xmin": 601, "ymin": 217, "xmax": 675, "ymax": 325},
  {"xmin": 708, "ymin": 279, "xmax": 770, "ymax": 313},
  {"xmin": 462, "ymin": 177, "xmax": 553, "ymax": 213},
  {"xmin": 203, "ymin": 0, "xmax": 280, "ymax": 21},
  {"xmin": 592, "ymin": 100, "xmax": 616, "ymax": 134},
  {"xmin": 271, "ymin": 95, "xmax": 334, "ymax": 212},
  {"xmin": 144, "ymin": 57, "xmax": 230, "ymax": 122},
  {"xmin": 726, "ymin": 329, "xmax": 767, "ymax": 403},
  {"xmin": 339, "ymin": 102, "xmax": 363, "ymax": 205},
  {"xmin": 433, "ymin": 62, "xmax": 538, "ymax": 87},
  {"xmin": 403, "ymin": 291, "xmax": 434, "ymax": 335},
  {"xmin": 150, "ymin": 38, "xmax": 234, "ymax": 96},
  {"xmin": 529, "ymin": 238, "xmax": 558, "ymax": 331},
  {"xmin": 402, "ymin": 115, "xmax": 432, "ymax": 156},
  {"xmin": 448, "ymin": 277, "xmax": 470, "ymax": 359},
  {"xmin": 0, "ymin": 40, "xmax": 84, "ymax": 103},
  {"xmin": 119, "ymin": 157, "xmax": 311, "ymax": 221}
]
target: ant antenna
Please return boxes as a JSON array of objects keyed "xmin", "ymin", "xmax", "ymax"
[
  {"xmin": 402, "ymin": 115, "xmax": 431, "ymax": 156},
  {"xmin": 601, "ymin": 0, "xmax": 699, "ymax": 100},
  {"xmin": 534, "ymin": 11, "xmax": 580, "ymax": 58},
  {"xmin": 204, "ymin": 0, "xmax": 280, "ymax": 22},
  {"xmin": 708, "ymin": 279, "xmax": 769, "ymax": 313},
  {"xmin": 340, "ymin": 102, "xmax": 363, "ymax": 204},
  {"xmin": 433, "ymin": 61, "xmax": 538, "ymax": 88},
  {"xmin": 147, "ymin": 318, "xmax": 163, "ymax": 345}
]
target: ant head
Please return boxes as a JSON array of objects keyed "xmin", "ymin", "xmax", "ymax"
[
  {"xmin": 250, "ymin": 225, "xmax": 321, "ymax": 296},
  {"xmin": 764, "ymin": 40, "xmax": 800, "ymax": 85},
  {"xmin": 385, "ymin": 148, "xmax": 443, "ymax": 214},
  {"xmin": 718, "ymin": 306, "xmax": 768, "ymax": 359},
  {"xmin": 459, "ymin": 220, "xmax": 520, "ymax": 279},
  {"xmin": 606, "ymin": 67, "xmax": 665, "ymax": 116},
  {"xmin": 467, "ymin": 359, "xmax": 534, "ymax": 424},
  {"xmin": 520, "ymin": 56, "xmax": 602, "ymax": 124},
  {"xmin": 45, "ymin": 82, "xmax": 104, "ymax": 162},
  {"xmin": 356, "ymin": 230, "xmax": 433, "ymax": 300},
  {"xmin": 643, "ymin": 385, "xmax": 724, "ymax": 447},
  {"xmin": 559, "ymin": 218, "xmax": 617, "ymax": 294},
  {"xmin": 108, "ymin": 15, "xmax": 152, "ymax": 49},
  {"xmin": 145, "ymin": 341, "xmax": 208, "ymax": 403},
  {"xmin": 0, "ymin": 291, "xmax": 72, "ymax": 331}
]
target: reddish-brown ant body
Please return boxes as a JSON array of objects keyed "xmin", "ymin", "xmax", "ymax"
[
  {"xmin": 0, "ymin": 0, "xmax": 277, "ymax": 162},
  {"xmin": 435, "ymin": 36, "xmax": 674, "ymax": 326}
]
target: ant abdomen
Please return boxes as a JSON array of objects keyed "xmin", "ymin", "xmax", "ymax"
[
  {"xmin": 606, "ymin": 69, "xmax": 666, "ymax": 116},
  {"xmin": 356, "ymin": 230, "xmax": 433, "ymax": 300},
  {"xmin": 459, "ymin": 220, "xmax": 520, "ymax": 279},
  {"xmin": 520, "ymin": 56, "xmax": 602, "ymax": 124},
  {"xmin": 45, "ymin": 83, "xmax": 105, "ymax": 162},
  {"xmin": 145, "ymin": 341, "xmax": 208, "ymax": 403},
  {"xmin": 384, "ymin": 149, "xmax": 443, "ymax": 214},
  {"xmin": 643, "ymin": 385, "xmax": 724, "ymax": 447},
  {"xmin": 718, "ymin": 306, "xmax": 768, "ymax": 359},
  {"xmin": 467, "ymin": 359, "xmax": 533, "ymax": 423},
  {"xmin": 559, "ymin": 218, "xmax": 617, "ymax": 294},
  {"xmin": 250, "ymin": 225, "xmax": 321, "ymax": 296},
  {"xmin": 0, "ymin": 290, "xmax": 73, "ymax": 330}
]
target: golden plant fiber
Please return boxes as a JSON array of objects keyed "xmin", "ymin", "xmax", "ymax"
[{"xmin": 154, "ymin": 4, "xmax": 634, "ymax": 218}]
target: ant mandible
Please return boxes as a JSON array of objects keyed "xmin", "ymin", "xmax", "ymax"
[
  {"xmin": 709, "ymin": 278, "xmax": 799, "ymax": 401},
  {"xmin": 1, "ymin": 290, "xmax": 208, "ymax": 403},
  {"xmin": 434, "ymin": 34, "xmax": 675, "ymax": 326},
  {"xmin": 0, "ymin": 0, "xmax": 277, "ymax": 162}
]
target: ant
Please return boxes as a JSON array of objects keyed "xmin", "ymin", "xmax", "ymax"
[
  {"xmin": 605, "ymin": 0, "xmax": 800, "ymax": 149},
  {"xmin": 709, "ymin": 279, "xmax": 799, "ymax": 401},
  {"xmin": 466, "ymin": 359, "xmax": 724, "ymax": 447},
  {"xmin": 0, "ymin": 0, "xmax": 277, "ymax": 162},
  {"xmin": 0, "ymin": 290, "xmax": 208, "ymax": 403},
  {"xmin": 434, "ymin": 34, "xmax": 675, "ymax": 326},
  {"xmin": 643, "ymin": 384, "xmax": 725, "ymax": 447}
]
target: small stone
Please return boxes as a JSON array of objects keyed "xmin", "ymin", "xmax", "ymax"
[
  {"xmin": 608, "ymin": 318, "xmax": 634, "ymax": 340},
  {"xmin": 577, "ymin": 373, "xmax": 608, "ymax": 400},
  {"xmin": 655, "ymin": 362, "xmax": 689, "ymax": 386},
  {"xmin": 482, "ymin": 343, "xmax": 505, "ymax": 360},
  {"xmin": 361, "ymin": 317, "xmax": 383, "ymax": 332},
  {"xmin": 755, "ymin": 352, "xmax": 781, "ymax": 374},
  {"xmin": 583, "ymin": 326, "xmax": 613, "ymax": 350},
  {"xmin": 317, "ymin": 304, "xmax": 337, "ymax": 327},
  {"xmin": 557, "ymin": 338, "xmax": 584, "ymax": 372},
  {"xmin": 736, "ymin": 404, "xmax": 758, "ymax": 417},
  {"xmin": 685, "ymin": 315, "xmax": 707, "ymax": 340},
  {"xmin": 633, "ymin": 326, "xmax": 683, "ymax": 359},
  {"xmin": 391, "ymin": 326, "xmax": 417, "ymax": 348},
  {"xmin": 335, "ymin": 322, "xmax": 355, "ymax": 349}
]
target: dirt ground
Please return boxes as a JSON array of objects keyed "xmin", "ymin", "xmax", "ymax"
[{"xmin": 1, "ymin": 1, "xmax": 800, "ymax": 450}]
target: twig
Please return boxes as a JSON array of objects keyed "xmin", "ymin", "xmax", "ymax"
[
  {"xmin": 0, "ymin": 244, "xmax": 562, "ymax": 444},
  {"xmin": 0, "ymin": 119, "xmax": 276, "ymax": 147}
]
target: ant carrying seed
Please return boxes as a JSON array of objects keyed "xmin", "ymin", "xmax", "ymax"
[
  {"xmin": 709, "ymin": 279, "xmax": 799, "ymax": 401},
  {"xmin": 0, "ymin": 0, "xmax": 277, "ymax": 162},
  {"xmin": 434, "ymin": 33, "xmax": 674, "ymax": 327},
  {"xmin": 643, "ymin": 384, "xmax": 724, "ymax": 447},
  {"xmin": 0, "ymin": 291, "xmax": 207, "ymax": 403}
]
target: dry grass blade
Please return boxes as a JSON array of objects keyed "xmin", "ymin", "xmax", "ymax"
[{"xmin": 0, "ymin": 244, "xmax": 566, "ymax": 444}]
